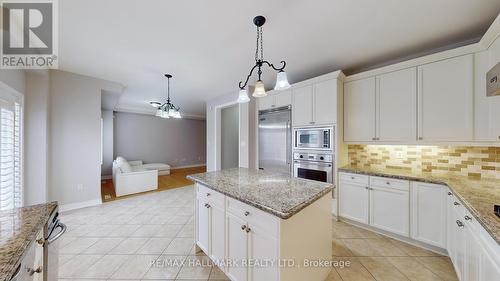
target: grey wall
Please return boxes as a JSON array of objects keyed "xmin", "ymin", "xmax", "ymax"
[
  {"xmin": 114, "ymin": 112, "xmax": 206, "ymax": 167},
  {"xmin": 221, "ymin": 105, "xmax": 239, "ymax": 169},
  {"xmin": 24, "ymin": 70, "xmax": 49, "ymax": 205},
  {"xmin": 101, "ymin": 110, "xmax": 114, "ymax": 176},
  {"xmin": 49, "ymin": 70, "xmax": 123, "ymax": 207}
]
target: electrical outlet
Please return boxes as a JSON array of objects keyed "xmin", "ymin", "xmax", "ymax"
[
  {"xmin": 395, "ymin": 151, "xmax": 404, "ymax": 160},
  {"xmin": 77, "ymin": 184, "xmax": 83, "ymax": 191}
]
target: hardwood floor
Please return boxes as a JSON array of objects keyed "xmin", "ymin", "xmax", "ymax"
[{"xmin": 101, "ymin": 166, "xmax": 206, "ymax": 202}]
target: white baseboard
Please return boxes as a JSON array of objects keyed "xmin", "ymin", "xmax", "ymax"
[
  {"xmin": 172, "ymin": 163, "xmax": 206, "ymax": 169},
  {"xmin": 60, "ymin": 198, "xmax": 102, "ymax": 213}
]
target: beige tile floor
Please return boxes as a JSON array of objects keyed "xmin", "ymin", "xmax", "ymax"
[{"xmin": 58, "ymin": 185, "xmax": 458, "ymax": 281}]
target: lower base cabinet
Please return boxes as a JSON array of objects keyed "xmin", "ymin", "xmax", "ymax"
[
  {"xmin": 339, "ymin": 172, "xmax": 500, "ymax": 281},
  {"xmin": 195, "ymin": 183, "xmax": 332, "ymax": 281}
]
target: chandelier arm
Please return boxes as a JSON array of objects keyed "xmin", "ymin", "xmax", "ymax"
[
  {"xmin": 238, "ymin": 62, "xmax": 260, "ymax": 90},
  {"xmin": 261, "ymin": 60, "xmax": 286, "ymax": 72}
]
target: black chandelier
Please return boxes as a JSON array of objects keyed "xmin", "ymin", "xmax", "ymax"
[
  {"xmin": 237, "ymin": 15, "xmax": 291, "ymax": 103},
  {"xmin": 150, "ymin": 74, "xmax": 181, "ymax": 119}
]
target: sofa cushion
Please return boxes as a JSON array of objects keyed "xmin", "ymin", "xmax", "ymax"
[
  {"xmin": 118, "ymin": 161, "xmax": 132, "ymax": 173},
  {"xmin": 116, "ymin": 156, "xmax": 127, "ymax": 163},
  {"xmin": 142, "ymin": 163, "xmax": 171, "ymax": 171}
]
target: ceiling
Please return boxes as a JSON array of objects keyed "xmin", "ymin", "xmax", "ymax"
[{"xmin": 59, "ymin": 0, "xmax": 500, "ymax": 118}]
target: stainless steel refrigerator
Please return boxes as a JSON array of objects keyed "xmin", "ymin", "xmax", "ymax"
[{"xmin": 258, "ymin": 106, "xmax": 292, "ymax": 174}]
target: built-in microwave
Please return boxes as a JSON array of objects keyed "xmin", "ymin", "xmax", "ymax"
[{"xmin": 293, "ymin": 127, "xmax": 333, "ymax": 150}]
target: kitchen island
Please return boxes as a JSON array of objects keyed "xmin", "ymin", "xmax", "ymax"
[{"xmin": 187, "ymin": 168, "xmax": 333, "ymax": 281}]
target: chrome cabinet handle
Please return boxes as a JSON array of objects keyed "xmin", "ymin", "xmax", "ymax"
[
  {"xmin": 246, "ymin": 227, "xmax": 251, "ymax": 233},
  {"xmin": 206, "ymin": 193, "xmax": 211, "ymax": 197},
  {"xmin": 447, "ymin": 192, "xmax": 452, "ymax": 196},
  {"xmin": 351, "ymin": 176, "xmax": 355, "ymax": 180},
  {"xmin": 365, "ymin": 186, "xmax": 369, "ymax": 190},
  {"xmin": 456, "ymin": 220, "xmax": 464, "ymax": 228},
  {"xmin": 48, "ymin": 222, "xmax": 67, "ymax": 244},
  {"xmin": 27, "ymin": 266, "xmax": 42, "ymax": 276},
  {"xmin": 464, "ymin": 216, "xmax": 472, "ymax": 221},
  {"xmin": 453, "ymin": 202, "xmax": 460, "ymax": 206},
  {"xmin": 372, "ymin": 137, "xmax": 376, "ymax": 141},
  {"xmin": 386, "ymin": 182, "xmax": 391, "ymax": 185},
  {"xmin": 244, "ymin": 211, "xmax": 250, "ymax": 216},
  {"xmin": 205, "ymin": 204, "xmax": 211, "ymax": 208},
  {"xmin": 418, "ymin": 137, "xmax": 423, "ymax": 140},
  {"xmin": 241, "ymin": 225, "xmax": 246, "ymax": 230}
]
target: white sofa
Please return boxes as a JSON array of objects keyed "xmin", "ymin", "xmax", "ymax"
[{"xmin": 112, "ymin": 157, "xmax": 170, "ymax": 197}]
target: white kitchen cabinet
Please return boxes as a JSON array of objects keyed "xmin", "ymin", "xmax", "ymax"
[
  {"xmin": 196, "ymin": 197, "xmax": 210, "ymax": 254},
  {"xmin": 292, "ymin": 85, "xmax": 314, "ymax": 126},
  {"xmin": 370, "ymin": 182, "xmax": 409, "ymax": 237},
  {"xmin": 447, "ymin": 193, "xmax": 466, "ymax": 280},
  {"xmin": 339, "ymin": 173, "xmax": 369, "ymax": 224},
  {"xmin": 464, "ymin": 213, "xmax": 481, "ymax": 281},
  {"xmin": 258, "ymin": 90, "xmax": 292, "ymax": 111},
  {"xmin": 226, "ymin": 211, "xmax": 248, "ymax": 281},
  {"xmin": 480, "ymin": 243, "xmax": 500, "ymax": 281},
  {"xmin": 314, "ymin": 79, "xmax": 338, "ymax": 125},
  {"xmin": 474, "ymin": 50, "xmax": 500, "ymax": 142},
  {"xmin": 377, "ymin": 68, "xmax": 417, "ymax": 142},
  {"xmin": 417, "ymin": 54, "xmax": 474, "ymax": 142},
  {"xmin": 411, "ymin": 182, "xmax": 447, "ymax": 248},
  {"xmin": 248, "ymin": 223, "xmax": 279, "ymax": 281},
  {"xmin": 210, "ymin": 202, "xmax": 225, "ymax": 262},
  {"xmin": 344, "ymin": 77, "xmax": 376, "ymax": 142}
]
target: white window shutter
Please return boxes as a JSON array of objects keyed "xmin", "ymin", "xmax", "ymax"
[{"xmin": 0, "ymin": 99, "xmax": 22, "ymax": 210}]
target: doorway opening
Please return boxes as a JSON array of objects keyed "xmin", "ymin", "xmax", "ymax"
[{"xmin": 219, "ymin": 104, "xmax": 239, "ymax": 169}]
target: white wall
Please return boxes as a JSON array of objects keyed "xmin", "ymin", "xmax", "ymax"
[
  {"xmin": 24, "ymin": 70, "xmax": 50, "ymax": 205},
  {"xmin": 49, "ymin": 70, "xmax": 122, "ymax": 208},
  {"xmin": 101, "ymin": 110, "xmax": 114, "ymax": 176},
  {"xmin": 113, "ymin": 112, "xmax": 206, "ymax": 168},
  {"xmin": 0, "ymin": 70, "xmax": 26, "ymax": 94},
  {"xmin": 206, "ymin": 92, "xmax": 256, "ymax": 171},
  {"xmin": 221, "ymin": 105, "xmax": 239, "ymax": 169}
]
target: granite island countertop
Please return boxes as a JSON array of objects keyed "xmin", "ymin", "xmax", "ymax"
[
  {"xmin": 0, "ymin": 202, "xmax": 57, "ymax": 281},
  {"xmin": 338, "ymin": 165, "xmax": 500, "ymax": 245},
  {"xmin": 187, "ymin": 168, "xmax": 334, "ymax": 219}
]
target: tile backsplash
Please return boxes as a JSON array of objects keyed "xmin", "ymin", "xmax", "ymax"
[{"xmin": 348, "ymin": 145, "xmax": 500, "ymax": 179}]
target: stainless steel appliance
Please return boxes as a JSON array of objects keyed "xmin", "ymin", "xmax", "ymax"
[
  {"xmin": 45, "ymin": 209, "xmax": 66, "ymax": 281},
  {"xmin": 258, "ymin": 106, "xmax": 292, "ymax": 174},
  {"xmin": 293, "ymin": 152, "xmax": 334, "ymax": 183},
  {"xmin": 293, "ymin": 127, "xmax": 333, "ymax": 150}
]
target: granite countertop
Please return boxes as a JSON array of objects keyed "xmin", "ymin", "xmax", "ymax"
[
  {"xmin": 187, "ymin": 168, "xmax": 334, "ymax": 219},
  {"xmin": 0, "ymin": 202, "xmax": 57, "ymax": 281},
  {"xmin": 338, "ymin": 165, "xmax": 500, "ymax": 245}
]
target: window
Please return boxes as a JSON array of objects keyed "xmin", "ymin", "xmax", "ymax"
[{"xmin": 0, "ymin": 94, "xmax": 22, "ymax": 210}]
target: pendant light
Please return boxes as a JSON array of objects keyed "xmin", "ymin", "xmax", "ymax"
[
  {"xmin": 149, "ymin": 74, "xmax": 182, "ymax": 119},
  {"xmin": 237, "ymin": 15, "xmax": 291, "ymax": 103}
]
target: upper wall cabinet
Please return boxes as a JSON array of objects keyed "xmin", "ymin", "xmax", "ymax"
[
  {"xmin": 344, "ymin": 77, "xmax": 375, "ymax": 142},
  {"xmin": 417, "ymin": 54, "xmax": 474, "ymax": 142},
  {"xmin": 292, "ymin": 79, "xmax": 338, "ymax": 127},
  {"xmin": 292, "ymin": 85, "xmax": 314, "ymax": 126},
  {"xmin": 377, "ymin": 68, "xmax": 417, "ymax": 142},
  {"xmin": 257, "ymin": 90, "xmax": 291, "ymax": 111}
]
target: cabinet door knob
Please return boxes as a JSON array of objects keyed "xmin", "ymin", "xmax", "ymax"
[
  {"xmin": 372, "ymin": 137, "xmax": 376, "ymax": 141},
  {"xmin": 205, "ymin": 204, "xmax": 211, "ymax": 208},
  {"xmin": 244, "ymin": 211, "xmax": 250, "ymax": 216},
  {"xmin": 456, "ymin": 220, "xmax": 464, "ymax": 228},
  {"xmin": 246, "ymin": 227, "xmax": 251, "ymax": 233},
  {"xmin": 453, "ymin": 202, "xmax": 460, "ymax": 206},
  {"xmin": 27, "ymin": 266, "xmax": 42, "ymax": 276},
  {"xmin": 351, "ymin": 176, "xmax": 355, "ymax": 180},
  {"xmin": 447, "ymin": 192, "xmax": 452, "ymax": 196},
  {"xmin": 365, "ymin": 186, "xmax": 369, "ymax": 190},
  {"xmin": 241, "ymin": 225, "xmax": 247, "ymax": 230},
  {"xmin": 464, "ymin": 215, "xmax": 472, "ymax": 221},
  {"xmin": 206, "ymin": 193, "xmax": 211, "ymax": 196},
  {"xmin": 418, "ymin": 137, "xmax": 423, "ymax": 140},
  {"xmin": 386, "ymin": 182, "xmax": 391, "ymax": 185}
]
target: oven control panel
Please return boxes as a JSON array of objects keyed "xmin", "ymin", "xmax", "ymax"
[{"xmin": 293, "ymin": 152, "xmax": 333, "ymax": 163}]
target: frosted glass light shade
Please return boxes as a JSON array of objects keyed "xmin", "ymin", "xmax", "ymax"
[
  {"xmin": 252, "ymin": 80, "xmax": 267, "ymax": 97},
  {"xmin": 173, "ymin": 111, "xmax": 182, "ymax": 118},
  {"xmin": 237, "ymin": 89, "xmax": 250, "ymax": 103},
  {"xmin": 155, "ymin": 109, "xmax": 162, "ymax": 117},
  {"xmin": 161, "ymin": 110, "xmax": 170, "ymax": 118},
  {"xmin": 274, "ymin": 71, "xmax": 291, "ymax": 90},
  {"xmin": 168, "ymin": 110, "xmax": 176, "ymax": 117}
]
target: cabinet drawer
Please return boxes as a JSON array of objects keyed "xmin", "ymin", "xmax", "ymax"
[
  {"xmin": 227, "ymin": 197, "xmax": 279, "ymax": 238},
  {"xmin": 339, "ymin": 172, "xmax": 369, "ymax": 185},
  {"xmin": 370, "ymin": 176, "xmax": 409, "ymax": 191},
  {"xmin": 197, "ymin": 184, "xmax": 225, "ymax": 207}
]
